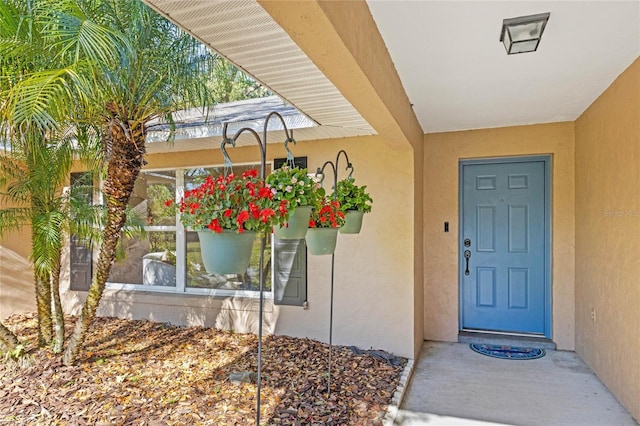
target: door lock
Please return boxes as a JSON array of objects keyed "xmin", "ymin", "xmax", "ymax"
[{"xmin": 464, "ymin": 238, "xmax": 471, "ymax": 247}]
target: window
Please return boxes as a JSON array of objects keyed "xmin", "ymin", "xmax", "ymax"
[
  {"xmin": 182, "ymin": 165, "xmax": 271, "ymax": 293},
  {"xmin": 104, "ymin": 163, "xmax": 276, "ymax": 298},
  {"xmin": 71, "ymin": 162, "xmax": 307, "ymax": 305},
  {"xmin": 108, "ymin": 170, "xmax": 177, "ymax": 287}
]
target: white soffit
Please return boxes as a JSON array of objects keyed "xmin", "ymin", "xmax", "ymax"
[
  {"xmin": 367, "ymin": 1, "xmax": 640, "ymax": 133},
  {"xmin": 143, "ymin": 0, "xmax": 375, "ymax": 138}
]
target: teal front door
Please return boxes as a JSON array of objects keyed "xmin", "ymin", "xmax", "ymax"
[{"xmin": 460, "ymin": 158, "xmax": 549, "ymax": 335}]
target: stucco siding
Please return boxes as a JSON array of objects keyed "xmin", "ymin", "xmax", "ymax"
[
  {"xmin": 0, "ymin": 194, "xmax": 35, "ymax": 319},
  {"xmin": 60, "ymin": 135, "xmax": 417, "ymax": 359},
  {"xmin": 575, "ymin": 57, "xmax": 640, "ymax": 421},
  {"xmin": 423, "ymin": 122, "xmax": 576, "ymax": 350}
]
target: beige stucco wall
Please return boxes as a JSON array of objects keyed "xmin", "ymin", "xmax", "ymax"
[
  {"xmin": 423, "ymin": 122, "xmax": 576, "ymax": 350},
  {"xmin": 413, "ymin": 142, "xmax": 425, "ymax": 356},
  {"xmin": 61, "ymin": 135, "xmax": 417, "ymax": 359},
  {"xmin": 0, "ymin": 196, "xmax": 35, "ymax": 320},
  {"xmin": 575, "ymin": 57, "xmax": 640, "ymax": 420}
]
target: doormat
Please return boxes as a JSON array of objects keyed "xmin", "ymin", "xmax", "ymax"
[{"xmin": 469, "ymin": 343, "xmax": 545, "ymax": 360}]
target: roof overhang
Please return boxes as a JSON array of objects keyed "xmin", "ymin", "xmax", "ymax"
[{"xmin": 143, "ymin": 0, "xmax": 377, "ymax": 146}]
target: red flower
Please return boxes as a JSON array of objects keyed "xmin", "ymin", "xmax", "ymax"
[
  {"xmin": 309, "ymin": 219, "xmax": 316, "ymax": 228},
  {"xmin": 278, "ymin": 200, "xmax": 288, "ymax": 216},
  {"xmin": 164, "ymin": 199, "xmax": 173, "ymax": 207},
  {"xmin": 176, "ymin": 168, "xmax": 286, "ymax": 233},
  {"xmin": 249, "ymin": 202, "xmax": 260, "ymax": 219},
  {"xmin": 242, "ymin": 169, "xmax": 258, "ymax": 178},
  {"xmin": 258, "ymin": 187, "xmax": 273, "ymax": 199},
  {"xmin": 260, "ymin": 208, "xmax": 275, "ymax": 223},
  {"xmin": 208, "ymin": 218, "xmax": 222, "ymax": 233},
  {"xmin": 237, "ymin": 210, "xmax": 250, "ymax": 229},
  {"xmin": 309, "ymin": 197, "xmax": 346, "ymax": 229}
]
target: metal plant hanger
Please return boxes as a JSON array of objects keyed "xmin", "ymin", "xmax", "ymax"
[
  {"xmin": 315, "ymin": 149, "xmax": 354, "ymax": 396},
  {"xmin": 220, "ymin": 111, "xmax": 296, "ymax": 425}
]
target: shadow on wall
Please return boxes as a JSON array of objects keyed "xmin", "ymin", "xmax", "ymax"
[
  {"xmin": 215, "ymin": 297, "xmax": 280, "ymax": 335},
  {"xmin": 0, "ymin": 246, "xmax": 35, "ymax": 318}
]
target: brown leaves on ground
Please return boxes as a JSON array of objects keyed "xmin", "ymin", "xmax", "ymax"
[{"xmin": 0, "ymin": 313, "xmax": 405, "ymax": 425}]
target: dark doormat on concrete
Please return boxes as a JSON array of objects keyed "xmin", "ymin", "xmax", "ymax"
[{"xmin": 469, "ymin": 343, "xmax": 546, "ymax": 360}]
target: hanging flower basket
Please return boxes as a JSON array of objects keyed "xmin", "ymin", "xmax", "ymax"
[
  {"xmin": 197, "ymin": 230, "xmax": 256, "ymax": 274},
  {"xmin": 168, "ymin": 169, "xmax": 288, "ymax": 274},
  {"xmin": 266, "ymin": 165, "xmax": 322, "ymax": 240},
  {"xmin": 306, "ymin": 227, "xmax": 339, "ymax": 255},
  {"xmin": 275, "ymin": 205, "xmax": 313, "ymax": 240},
  {"xmin": 334, "ymin": 178, "xmax": 373, "ymax": 235},
  {"xmin": 305, "ymin": 196, "xmax": 345, "ymax": 255},
  {"xmin": 340, "ymin": 210, "xmax": 365, "ymax": 234}
]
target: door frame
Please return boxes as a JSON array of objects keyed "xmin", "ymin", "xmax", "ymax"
[{"xmin": 458, "ymin": 155, "xmax": 552, "ymax": 338}]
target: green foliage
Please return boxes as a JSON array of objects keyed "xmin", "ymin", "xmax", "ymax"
[
  {"xmin": 334, "ymin": 178, "xmax": 373, "ymax": 213},
  {"xmin": 147, "ymin": 184, "xmax": 176, "ymax": 226},
  {"xmin": 207, "ymin": 59, "xmax": 270, "ymax": 103},
  {"xmin": 265, "ymin": 166, "xmax": 322, "ymax": 213},
  {"xmin": 176, "ymin": 169, "xmax": 288, "ymax": 233},
  {"xmin": 309, "ymin": 196, "xmax": 345, "ymax": 229}
]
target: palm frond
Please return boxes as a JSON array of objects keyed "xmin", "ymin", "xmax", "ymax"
[
  {"xmin": 0, "ymin": 207, "xmax": 32, "ymax": 236},
  {"xmin": 31, "ymin": 209, "xmax": 67, "ymax": 275},
  {"xmin": 4, "ymin": 69, "xmax": 75, "ymax": 131},
  {"xmin": 40, "ymin": 0, "xmax": 126, "ymax": 65}
]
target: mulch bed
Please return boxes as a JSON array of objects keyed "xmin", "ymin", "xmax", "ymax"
[{"xmin": 0, "ymin": 313, "xmax": 406, "ymax": 425}]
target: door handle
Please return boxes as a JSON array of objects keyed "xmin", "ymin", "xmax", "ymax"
[{"xmin": 464, "ymin": 250, "xmax": 471, "ymax": 276}]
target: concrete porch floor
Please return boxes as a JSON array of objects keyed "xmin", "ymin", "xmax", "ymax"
[{"xmin": 395, "ymin": 341, "xmax": 638, "ymax": 426}]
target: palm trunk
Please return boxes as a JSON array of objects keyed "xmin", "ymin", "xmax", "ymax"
[
  {"xmin": 51, "ymin": 250, "xmax": 65, "ymax": 353},
  {"xmin": 28, "ymin": 139, "xmax": 53, "ymax": 347},
  {"xmin": 63, "ymin": 115, "xmax": 144, "ymax": 366},
  {"xmin": 33, "ymin": 262, "xmax": 53, "ymax": 346},
  {"xmin": 0, "ymin": 321, "xmax": 19, "ymax": 352}
]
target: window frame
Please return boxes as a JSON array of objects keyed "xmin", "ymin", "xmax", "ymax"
[{"xmin": 103, "ymin": 161, "xmax": 275, "ymax": 300}]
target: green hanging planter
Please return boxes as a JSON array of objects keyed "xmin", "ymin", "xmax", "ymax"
[
  {"xmin": 197, "ymin": 229, "xmax": 256, "ymax": 274},
  {"xmin": 305, "ymin": 227, "xmax": 339, "ymax": 255},
  {"xmin": 340, "ymin": 210, "xmax": 365, "ymax": 234},
  {"xmin": 275, "ymin": 205, "xmax": 313, "ymax": 240}
]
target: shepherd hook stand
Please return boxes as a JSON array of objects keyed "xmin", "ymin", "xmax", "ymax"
[
  {"xmin": 315, "ymin": 150, "xmax": 353, "ymax": 397},
  {"xmin": 221, "ymin": 112, "xmax": 296, "ymax": 426}
]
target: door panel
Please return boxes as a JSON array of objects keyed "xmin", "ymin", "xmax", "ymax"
[{"xmin": 461, "ymin": 160, "xmax": 546, "ymax": 334}]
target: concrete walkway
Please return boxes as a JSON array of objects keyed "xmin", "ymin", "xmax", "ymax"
[{"xmin": 395, "ymin": 341, "xmax": 638, "ymax": 426}]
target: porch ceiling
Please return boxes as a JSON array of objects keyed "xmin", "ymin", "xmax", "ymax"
[
  {"xmin": 367, "ymin": 1, "xmax": 640, "ymax": 133},
  {"xmin": 143, "ymin": 0, "xmax": 376, "ymax": 141}
]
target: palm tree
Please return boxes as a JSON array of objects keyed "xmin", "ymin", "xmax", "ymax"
[
  {"xmin": 61, "ymin": 0, "xmax": 215, "ymax": 366},
  {"xmin": 0, "ymin": 0, "xmax": 112, "ymax": 349},
  {"xmin": 3, "ymin": 0, "xmax": 217, "ymax": 364},
  {"xmin": 39, "ymin": 0, "xmax": 215, "ymax": 365},
  {"xmin": 0, "ymin": 133, "xmax": 74, "ymax": 351},
  {"xmin": 0, "ymin": 1, "xmax": 77, "ymax": 346},
  {"xmin": 0, "ymin": 0, "xmax": 189, "ymax": 362}
]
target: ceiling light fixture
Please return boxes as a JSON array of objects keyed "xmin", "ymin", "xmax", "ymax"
[{"xmin": 500, "ymin": 12, "xmax": 550, "ymax": 55}]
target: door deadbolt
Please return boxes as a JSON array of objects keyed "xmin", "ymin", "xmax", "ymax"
[{"xmin": 464, "ymin": 238, "xmax": 471, "ymax": 247}]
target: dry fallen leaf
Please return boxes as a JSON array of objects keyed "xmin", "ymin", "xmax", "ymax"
[{"xmin": 1, "ymin": 313, "xmax": 405, "ymax": 425}]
